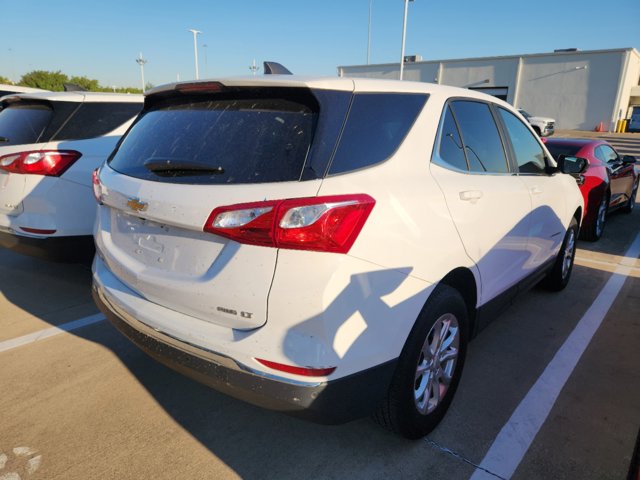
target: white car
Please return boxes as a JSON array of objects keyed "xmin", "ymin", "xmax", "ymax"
[
  {"xmin": 0, "ymin": 91, "xmax": 143, "ymax": 261},
  {"xmin": 517, "ymin": 108, "xmax": 555, "ymax": 137},
  {"xmin": 92, "ymin": 77, "xmax": 585, "ymax": 438}
]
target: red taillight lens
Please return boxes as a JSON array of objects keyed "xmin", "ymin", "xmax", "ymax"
[
  {"xmin": 255, "ymin": 358, "xmax": 336, "ymax": 377},
  {"xmin": 203, "ymin": 194, "xmax": 375, "ymax": 254},
  {"xmin": 0, "ymin": 150, "xmax": 82, "ymax": 176},
  {"xmin": 92, "ymin": 168, "xmax": 103, "ymax": 204}
]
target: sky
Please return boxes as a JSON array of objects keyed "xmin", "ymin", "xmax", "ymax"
[{"xmin": 2, "ymin": 0, "xmax": 639, "ymax": 89}]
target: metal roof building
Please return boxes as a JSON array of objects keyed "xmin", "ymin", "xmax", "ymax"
[{"xmin": 338, "ymin": 48, "xmax": 640, "ymax": 132}]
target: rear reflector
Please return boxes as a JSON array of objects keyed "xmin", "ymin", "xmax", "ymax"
[
  {"xmin": 204, "ymin": 194, "xmax": 375, "ymax": 254},
  {"xmin": 0, "ymin": 150, "xmax": 82, "ymax": 176},
  {"xmin": 255, "ymin": 358, "xmax": 336, "ymax": 377},
  {"xmin": 19, "ymin": 227, "xmax": 56, "ymax": 235},
  {"xmin": 92, "ymin": 168, "xmax": 103, "ymax": 204}
]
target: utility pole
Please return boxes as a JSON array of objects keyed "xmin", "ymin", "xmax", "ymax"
[
  {"xmin": 135, "ymin": 52, "xmax": 147, "ymax": 93},
  {"xmin": 188, "ymin": 29, "xmax": 202, "ymax": 79}
]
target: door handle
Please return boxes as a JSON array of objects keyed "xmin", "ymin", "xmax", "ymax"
[
  {"xmin": 530, "ymin": 186, "xmax": 543, "ymax": 195},
  {"xmin": 459, "ymin": 190, "xmax": 483, "ymax": 202}
]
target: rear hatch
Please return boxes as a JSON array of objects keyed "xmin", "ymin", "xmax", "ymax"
[
  {"xmin": 0, "ymin": 96, "xmax": 80, "ymax": 216},
  {"xmin": 96, "ymin": 80, "xmax": 353, "ymax": 329}
]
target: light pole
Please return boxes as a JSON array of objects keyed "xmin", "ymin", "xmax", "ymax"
[
  {"xmin": 399, "ymin": 0, "xmax": 413, "ymax": 80},
  {"xmin": 135, "ymin": 52, "xmax": 147, "ymax": 93},
  {"xmin": 249, "ymin": 59, "xmax": 260, "ymax": 76},
  {"xmin": 367, "ymin": 0, "xmax": 372, "ymax": 64},
  {"xmin": 202, "ymin": 43, "xmax": 208, "ymax": 77},
  {"xmin": 188, "ymin": 29, "xmax": 202, "ymax": 79}
]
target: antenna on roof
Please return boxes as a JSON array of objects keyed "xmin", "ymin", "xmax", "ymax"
[{"xmin": 263, "ymin": 61, "xmax": 293, "ymax": 75}]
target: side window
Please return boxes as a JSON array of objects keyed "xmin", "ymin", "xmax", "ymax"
[
  {"xmin": 434, "ymin": 105, "xmax": 468, "ymax": 171},
  {"xmin": 328, "ymin": 93, "xmax": 427, "ymax": 175},
  {"xmin": 498, "ymin": 108, "xmax": 547, "ymax": 174},
  {"xmin": 54, "ymin": 102, "xmax": 141, "ymax": 141},
  {"xmin": 596, "ymin": 145, "xmax": 618, "ymax": 163},
  {"xmin": 449, "ymin": 101, "xmax": 509, "ymax": 173}
]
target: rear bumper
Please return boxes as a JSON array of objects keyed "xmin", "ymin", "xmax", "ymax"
[
  {"xmin": 0, "ymin": 230, "xmax": 94, "ymax": 262},
  {"xmin": 92, "ymin": 280, "xmax": 397, "ymax": 425}
]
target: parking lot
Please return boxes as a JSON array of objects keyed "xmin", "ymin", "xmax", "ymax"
[{"xmin": 0, "ymin": 134, "xmax": 639, "ymax": 480}]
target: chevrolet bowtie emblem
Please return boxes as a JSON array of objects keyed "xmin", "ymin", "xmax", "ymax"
[{"xmin": 127, "ymin": 198, "xmax": 148, "ymax": 212}]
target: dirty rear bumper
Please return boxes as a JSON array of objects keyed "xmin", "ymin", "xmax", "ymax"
[{"xmin": 92, "ymin": 282, "xmax": 397, "ymax": 425}]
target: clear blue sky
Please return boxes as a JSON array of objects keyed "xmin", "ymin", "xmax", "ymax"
[{"xmin": 2, "ymin": 0, "xmax": 639, "ymax": 89}]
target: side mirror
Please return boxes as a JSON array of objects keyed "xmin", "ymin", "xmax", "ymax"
[
  {"xmin": 558, "ymin": 155, "xmax": 588, "ymax": 175},
  {"xmin": 622, "ymin": 155, "xmax": 637, "ymax": 165}
]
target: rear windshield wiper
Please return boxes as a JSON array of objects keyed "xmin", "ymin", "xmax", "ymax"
[{"xmin": 143, "ymin": 159, "xmax": 225, "ymax": 177}]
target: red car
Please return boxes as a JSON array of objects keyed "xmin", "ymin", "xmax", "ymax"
[{"xmin": 544, "ymin": 138, "xmax": 639, "ymax": 241}]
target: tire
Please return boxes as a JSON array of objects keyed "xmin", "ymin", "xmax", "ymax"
[
  {"xmin": 373, "ymin": 285, "xmax": 469, "ymax": 439},
  {"xmin": 532, "ymin": 126, "xmax": 542, "ymax": 136},
  {"xmin": 542, "ymin": 217, "xmax": 578, "ymax": 291},
  {"xmin": 581, "ymin": 194, "xmax": 608, "ymax": 242},
  {"xmin": 622, "ymin": 179, "xmax": 638, "ymax": 214}
]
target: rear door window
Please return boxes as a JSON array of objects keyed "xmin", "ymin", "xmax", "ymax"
[
  {"xmin": 109, "ymin": 89, "xmax": 318, "ymax": 184},
  {"xmin": 450, "ymin": 100, "xmax": 509, "ymax": 174},
  {"xmin": 0, "ymin": 103, "xmax": 52, "ymax": 145},
  {"xmin": 54, "ymin": 102, "xmax": 142, "ymax": 140},
  {"xmin": 328, "ymin": 93, "xmax": 427, "ymax": 175}
]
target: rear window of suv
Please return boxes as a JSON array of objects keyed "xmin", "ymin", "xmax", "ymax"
[
  {"xmin": 108, "ymin": 88, "xmax": 318, "ymax": 185},
  {"xmin": 0, "ymin": 103, "xmax": 53, "ymax": 145}
]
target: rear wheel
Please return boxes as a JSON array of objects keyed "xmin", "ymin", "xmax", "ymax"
[
  {"xmin": 373, "ymin": 285, "xmax": 468, "ymax": 439},
  {"xmin": 622, "ymin": 179, "xmax": 638, "ymax": 214},
  {"xmin": 542, "ymin": 217, "xmax": 578, "ymax": 291},
  {"xmin": 582, "ymin": 194, "xmax": 608, "ymax": 241}
]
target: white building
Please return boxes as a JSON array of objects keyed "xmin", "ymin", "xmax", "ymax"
[{"xmin": 338, "ymin": 48, "xmax": 640, "ymax": 131}]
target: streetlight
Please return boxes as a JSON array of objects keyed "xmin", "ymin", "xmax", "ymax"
[
  {"xmin": 135, "ymin": 52, "xmax": 147, "ymax": 93},
  {"xmin": 399, "ymin": 0, "xmax": 414, "ymax": 81},
  {"xmin": 367, "ymin": 0, "xmax": 373, "ymax": 64},
  {"xmin": 202, "ymin": 43, "xmax": 208, "ymax": 77},
  {"xmin": 249, "ymin": 59, "xmax": 260, "ymax": 76},
  {"xmin": 188, "ymin": 29, "xmax": 202, "ymax": 79}
]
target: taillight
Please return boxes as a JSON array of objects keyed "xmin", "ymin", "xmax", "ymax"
[
  {"xmin": 255, "ymin": 358, "xmax": 336, "ymax": 377},
  {"xmin": 203, "ymin": 194, "xmax": 375, "ymax": 254},
  {"xmin": 92, "ymin": 168, "xmax": 103, "ymax": 204},
  {"xmin": 0, "ymin": 150, "xmax": 82, "ymax": 176}
]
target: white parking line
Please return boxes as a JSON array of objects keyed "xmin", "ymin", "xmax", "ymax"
[
  {"xmin": 0, "ymin": 314, "xmax": 105, "ymax": 354},
  {"xmin": 469, "ymin": 230, "xmax": 640, "ymax": 480}
]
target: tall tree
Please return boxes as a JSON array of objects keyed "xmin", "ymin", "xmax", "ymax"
[
  {"xmin": 69, "ymin": 76, "xmax": 100, "ymax": 91},
  {"xmin": 19, "ymin": 70, "xmax": 68, "ymax": 91}
]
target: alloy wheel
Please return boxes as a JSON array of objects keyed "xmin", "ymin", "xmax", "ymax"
[
  {"xmin": 561, "ymin": 228, "xmax": 576, "ymax": 280},
  {"xmin": 414, "ymin": 313, "xmax": 460, "ymax": 415}
]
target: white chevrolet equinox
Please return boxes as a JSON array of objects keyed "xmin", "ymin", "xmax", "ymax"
[
  {"xmin": 0, "ymin": 91, "xmax": 142, "ymax": 261},
  {"xmin": 91, "ymin": 76, "xmax": 585, "ymax": 439}
]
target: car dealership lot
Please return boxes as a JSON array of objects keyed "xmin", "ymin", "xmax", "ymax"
[{"xmin": 0, "ymin": 136, "xmax": 639, "ymax": 479}]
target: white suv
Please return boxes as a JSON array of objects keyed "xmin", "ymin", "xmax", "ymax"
[
  {"xmin": 0, "ymin": 91, "xmax": 142, "ymax": 261},
  {"xmin": 92, "ymin": 77, "xmax": 584, "ymax": 438}
]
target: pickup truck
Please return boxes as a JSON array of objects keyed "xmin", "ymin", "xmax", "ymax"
[{"xmin": 518, "ymin": 108, "xmax": 555, "ymax": 137}]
